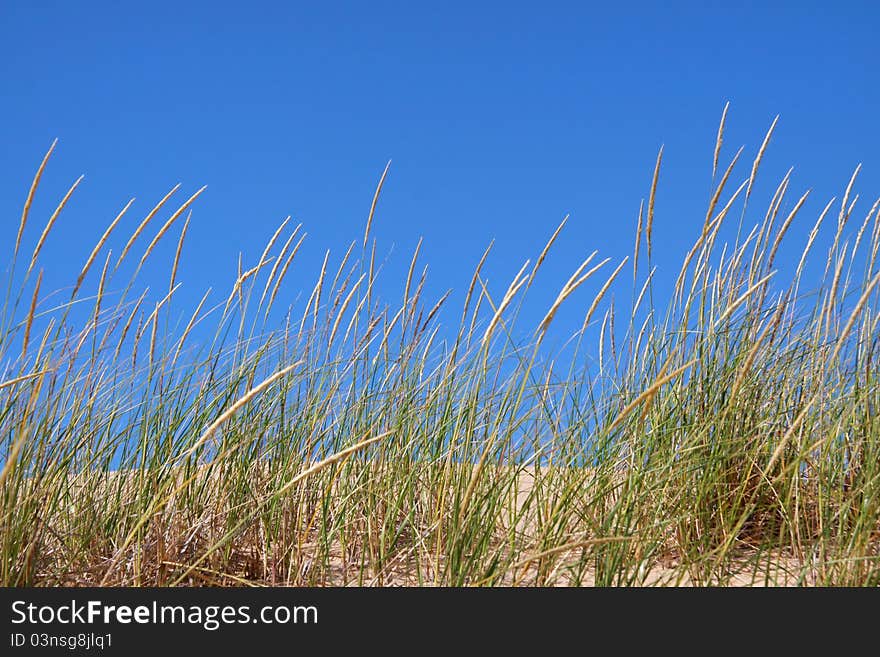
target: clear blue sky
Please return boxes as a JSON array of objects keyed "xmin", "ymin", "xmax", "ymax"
[{"xmin": 2, "ymin": 2, "xmax": 878, "ymax": 346}]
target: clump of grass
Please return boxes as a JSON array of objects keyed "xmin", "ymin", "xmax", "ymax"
[{"xmin": 2, "ymin": 109, "xmax": 879, "ymax": 586}]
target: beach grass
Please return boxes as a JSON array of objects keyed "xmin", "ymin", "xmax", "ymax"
[{"xmin": 2, "ymin": 112, "xmax": 879, "ymax": 586}]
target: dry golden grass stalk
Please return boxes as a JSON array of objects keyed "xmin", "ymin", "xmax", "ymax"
[
  {"xmin": 713, "ymin": 101, "xmax": 730, "ymax": 180},
  {"xmin": 364, "ymin": 160, "xmax": 392, "ymax": 248},
  {"xmin": 342, "ymin": 280, "xmax": 378, "ymax": 345},
  {"xmin": 181, "ymin": 361, "xmax": 303, "ymax": 459},
  {"xmin": 328, "ymin": 273, "xmax": 366, "ymax": 347},
  {"xmin": 752, "ymin": 169, "xmax": 793, "ymax": 271},
  {"xmin": 715, "ymin": 255, "xmax": 772, "ymax": 328},
  {"xmin": 140, "ymin": 284, "xmax": 181, "ymax": 338},
  {"xmin": 633, "ymin": 267, "xmax": 655, "ymax": 320},
  {"xmin": 482, "ymin": 260, "xmax": 531, "ymax": 347},
  {"xmin": 646, "ymin": 146, "xmax": 664, "ymax": 257},
  {"xmin": 33, "ymin": 317, "xmax": 55, "ymax": 365},
  {"xmin": 74, "ymin": 198, "xmax": 134, "ymax": 298},
  {"xmin": 329, "ymin": 242, "xmax": 356, "ymax": 306},
  {"xmin": 839, "ymin": 164, "xmax": 862, "ymax": 231},
  {"xmin": 746, "ymin": 115, "xmax": 779, "ymax": 199},
  {"xmin": 114, "ymin": 288, "xmax": 149, "ymax": 360},
  {"xmin": 867, "ymin": 200, "xmax": 880, "ymax": 273},
  {"xmin": 266, "ymin": 233, "xmax": 307, "ymax": 317},
  {"xmin": 138, "ymin": 186, "xmax": 207, "ymax": 269},
  {"xmin": 259, "ymin": 224, "xmax": 302, "ymax": 313},
  {"xmin": 581, "ymin": 257, "xmax": 628, "ymax": 332},
  {"xmin": 223, "ymin": 256, "xmax": 274, "ymax": 317},
  {"xmin": 169, "ymin": 211, "xmax": 191, "ymax": 294},
  {"xmin": 766, "ymin": 189, "xmax": 811, "ymax": 270},
  {"xmin": 148, "ymin": 300, "xmax": 160, "ymax": 374},
  {"xmin": 171, "ymin": 288, "xmax": 212, "ymax": 369},
  {"xmin": 633, "ymin": 310, "xmax": 654, "ymax": 367},
  {"xmin": 257, "ymin": 217, "xmax": 290, "ymax": 271},
  {"xmin": 850, "ymin": 198, "xmax": 879, "ymax": 266},
  {"xmin": 403, "ymin": 238, "xmax": 423, "ymax": 314},
  {"xmin": 419, "ymin": 288, "xmax": 452, "ymax": 334},
  {"xmin": 795, "ymin": 197, "xmax": 835, "ymax": 281},
  {"xmin": 632, "ymin": 200, "xmax": 644, "ymax": 286},
  {"xmin": 404, "ymin": 264, "xmax": 429, "ymax": 332},
  {"xmin": 367, "ymin": 239, "xmax": 377, "ymax": 310},
  {"xmin": 822, "ymin": 246, "xmax": 848, "ymax": 337},
  {"xmin": 304, "ymin": 249, "xmax": 331, "ymax": 334},
  {"xmin": 706, "ymin": 146, "xmax": 744, "ymax": 227},
  {"xmin": 21, "ymin": 269, "xmax": 42, "ymax": 362},
  {"xmin": 598, "ymin": 307, "xmax": 610, "ymax": 374},
  {"xmin": 91, "ymin": 250, "xmax": 112, "ymax": 337},
  {"xmin": 0, "ymin": 369, "xmax": 53, "ymax": 391},
  {"xmin": 676, "ymin": 179, "xmax": 749, "ymax": 303},
  {"xmin": 377, "ymin": 305, "xmax": 406, "ymax": 357},
  {"xmin": 459, "ymin": 240, "xmax": 494, "ymax": 331},
  {"xmin": 116, "ymin": 184, "xmax": 181, "ymax": 270},
  {"xmin": 16, "ymin": 139, "xmax": 57, "ymax": 258},
  {"xmin": 608, "ymin": 357, "xmax": 696, "ymax": 433},
  {"xmin": 512, "ymin": 536, "xmax": 634, "ymax": 583},
  {"xmin": 27, "ymin": 175, "xmax": 84, "ymax": 275},
  {"xmin": 537, "ymin": 253, "xmax": 605, "ymax": 338},
  {"xmin": 0, "ymin": 369, "xmax": 47, "ymax": 490},
  {"xmin": 728, "ymin": 293, "xmax": 788, "ymax": 401},
  {"xmin": 528, "ymin": 215, "xmax": 568, "ymax": 287}
]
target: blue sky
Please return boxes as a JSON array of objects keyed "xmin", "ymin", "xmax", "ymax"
[{"xmin": 2, "ymin": 2, "xmax": 878, "ymax": 348}]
